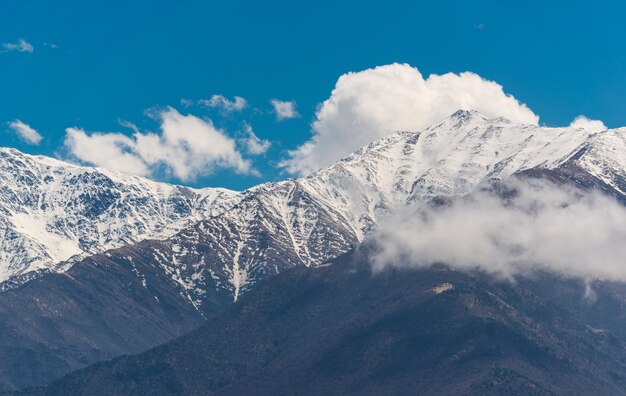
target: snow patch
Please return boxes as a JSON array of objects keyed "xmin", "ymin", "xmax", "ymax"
[
  {"xmin": 10, "ymin": 212, "xmax": 81, "ymax": 264},
  {"xmin": 432, "ymin": 283, "xmax": 454, "ymax": 294}
]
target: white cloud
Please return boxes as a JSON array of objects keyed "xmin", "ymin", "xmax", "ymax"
[
  {"xmin": 2, "ymin": 39, "xmax": 34, "ymax": 53},
  {"xmin": 179, "ymin": 98, "xmax": 193, "ymax": 108},
  {"xmin": 64, "ymin": 107, "xmax": 255, "ymax": 181},
  {"xmin": 64, "ymin": 129, "xmax": 149, "ymax": 175},
  {"xmin": 372, "ymin": 178, "xmax": 626, "ymax": 282},
  {"xmin": 280, "ymin": 63, "xmax": 539, "ymax": 176},
  {"xmin": 569, "ymin": 115, "xmax": 607, "ymax": 133},
  {"xmin": 241, "ymin": 123, "xmax": 271, "ymax": 155},
  {"xmin": 7, "ymin": 120, "xmax": 43, "ymax": 145},
  {"xmin": 199, "ymin": 95, "xmax": 247, "ymax": 112},
  {"xmin": 270, "ymin": 99, "xmax": 299, "ymax": 121}
]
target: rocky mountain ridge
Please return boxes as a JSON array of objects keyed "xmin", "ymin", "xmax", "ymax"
[
  {"xmin": 0, "ymin": 148, "xmax": 239, "ymax": 282},
  {"xmin": 82, "ymin": 110, "xmax": 624, "ymax": 305},
  {"xmin": 2, "ymin": 110, "xmax": 625, "ymax": 298}
]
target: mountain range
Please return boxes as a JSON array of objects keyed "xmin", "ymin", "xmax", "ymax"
[
  {"xmin": 24, "ymin": 248, "xmax": 626, "ymax": 395},
  {"xmin": 0, "ymin": 148, "xmax": 238, "ymax": 285},
  {"xmin": 1, "ymin": 110, "xmax": 625, "ymax": 392}
]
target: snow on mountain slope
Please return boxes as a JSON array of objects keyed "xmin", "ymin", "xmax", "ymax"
[
  {"xmin": 147, "ymin": 180, "xmax": 361, "ymax": 305},
  {"xmin": 290, "ymin": 110, "xmax": 597, "ymax": 241},
  {"xmin": 98, "ymin": 110, "xmax": 625, "ymax": 306},
  {"xmin": 3, "ymin": 110, "xmax": 624, "ymax": 301},
  {"xmin": 572, "ymin": 127, "xmax": 626, "ymax": 194},
  {"xmin": 0, "ymin": 148, "xmax": 240, "ymax": 282},
  {"xmin": 1, "ymin": 110, "xmax": 623, "ymax": 392}
]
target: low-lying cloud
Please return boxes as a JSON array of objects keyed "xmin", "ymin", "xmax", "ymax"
[
  {"xmin": 65, "ymin": 107, "xmax": 255, "ymax": 181},
  {"xmin": 569, "ymin": 115, "xmax": 607, "ymax": 133},
  {"xmin": 371, "ymin": 179, "xmax": 626, "ymax": 282}
]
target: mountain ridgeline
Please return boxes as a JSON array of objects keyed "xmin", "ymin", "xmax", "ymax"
[
  {"xmin": 0, "ymin": 148, "xmax": 238, "ymax": 284},
  {"xmin": 0, "ymin": 110, "xmax": 625, "ymax": 392}
]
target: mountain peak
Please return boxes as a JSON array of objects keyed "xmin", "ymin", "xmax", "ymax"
[
  {"xmin": 450, "ymin": 108, "xmax": 485, "ymax": 118},
  {"xmin": 0, "ymin": 146, "xmax": 24, "ymax": 156},
  {"xmin": 447, "ymin": 109, "xmax": 492, "ymax": 123}
]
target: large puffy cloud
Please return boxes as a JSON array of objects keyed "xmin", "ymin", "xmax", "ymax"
[
  {"xmin": 64, "ymin": 107, "xmax": 255, "ymax": 181},
  {"xmin": 372, "ymin": 179, "xmax": 626, "ymax": 282},
  {"xmin": 281, "ymin": 63, "xmax": 539, "ymax": 175}
]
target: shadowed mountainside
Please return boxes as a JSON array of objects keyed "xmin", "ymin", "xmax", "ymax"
[
  {"xmin": 25, "ymin": 247, "xmax": 626, "ymax": 395},
  {"xmin": 0, "ymin": 246, "xmax": 211, "ymax": 391}
]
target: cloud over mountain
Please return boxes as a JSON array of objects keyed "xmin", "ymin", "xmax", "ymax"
[
  {"xmin": 372, "ymin": 178, "xmax": 626, "ymax": 282},
  {"xmin": 64, "ymin": 107, "xmax": 255, "ymax": 181},
  {"xmin": 281, "ymin": 63, "xmax": 540, "ymax": 175},
  {"xmin": 569, "ymin": 115, "xmax": 607, "ymax": 133}
]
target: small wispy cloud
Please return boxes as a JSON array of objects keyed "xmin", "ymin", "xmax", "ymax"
[
  {"xmin": 241, "ymin": 123, "xmax": 271, "ymax": 155},
  {"xmin": 569, "ymin": 115, "xmax": 607, "ymax": 133},
  {"xmin": 199, "ymin": 94, "xmax": 247, "ymax": 112},
  {"xmin": 270, "ymin": 99, "xmax": 299, "ymax": 121},
  {"xmin": 2, "ymin": 39, "xmax": 34, "ymax": 53},
  {"xmin": 180, "ymin": 98, "xmax": 194, "ymax": 108},
  {"xmin": 7, "ymin": 120, "xmax": 43, "ymax": 145}
]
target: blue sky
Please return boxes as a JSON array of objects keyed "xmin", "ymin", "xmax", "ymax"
[{"xmin": 1, "ymin": 0, "xmax": 625, "ymax": 190}]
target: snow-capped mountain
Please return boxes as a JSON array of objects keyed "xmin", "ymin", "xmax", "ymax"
[
  {"xmin": 2, "ymin": 110, "xmax": 624, "ymax": 298},
  {"xmin": 573, "ymin": 127, "xmax": 626, "ymax": 195},
  {"xmin": 77, "ymin": 110, "xmax": 625, "ymax": 308},
  {"xmin": 0, "ymin": 148, "xmax": 239, "ymax": 282},
  {"xmin": 1, "ymin": 110, "xmax": 625, "ymax": 391}
]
